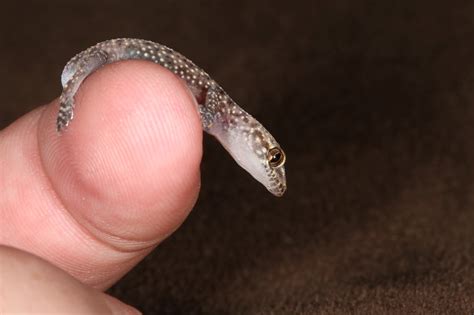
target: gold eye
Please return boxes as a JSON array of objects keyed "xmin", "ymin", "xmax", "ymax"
[{"xmin": 267, "ymin": 147, "xmax": 286, "ymax": 168}]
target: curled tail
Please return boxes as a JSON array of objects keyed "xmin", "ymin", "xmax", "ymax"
[
  {"xmin": 56, "ymin": 39, "xmax": 177, "ymax": 132},
  {"xmin": 57, "ymin": 47, "xmax": 110, "ymax": 131},
  {"xmin": 56, "ymin": 38, "xmax": 210, "ymax": 131}
]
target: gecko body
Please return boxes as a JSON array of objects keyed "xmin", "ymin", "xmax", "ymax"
[{"xmin": 57, "ymin": 38, "xmax": 286, "ymax": 196}]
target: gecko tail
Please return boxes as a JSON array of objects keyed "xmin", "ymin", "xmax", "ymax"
[{"xmin": 56, "ymin": 99, "xmax": 74, "ymax": 132}]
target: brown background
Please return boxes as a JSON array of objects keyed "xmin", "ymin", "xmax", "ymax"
[{"xmin": 1, "ymin": 1, "xmax": 473, "ymax": 313}]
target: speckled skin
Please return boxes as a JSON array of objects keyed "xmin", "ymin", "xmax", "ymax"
[{"xmin": 57, "ymin": 38, "xmax": 286, "ymax": 196}]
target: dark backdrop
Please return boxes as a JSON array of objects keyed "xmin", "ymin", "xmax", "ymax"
[{"xmin": 1, "ymin": 1, "xmax": 473, "ymax": 313}]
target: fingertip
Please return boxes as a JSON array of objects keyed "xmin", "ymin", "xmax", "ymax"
[{"xmin": 38, "ymin": 61, "xmax": 203, "ymax": 246}]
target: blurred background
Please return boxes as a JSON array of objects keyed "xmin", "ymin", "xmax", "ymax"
[{"xmin": 1, "ymin": 0, "xmax": 473, "ymax": 313}]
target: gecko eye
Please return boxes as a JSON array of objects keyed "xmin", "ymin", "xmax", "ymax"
[{"xmin": 267, "ymin": 147, "xmax": 286, "ymax": 168}]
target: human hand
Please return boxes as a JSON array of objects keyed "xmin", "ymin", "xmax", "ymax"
[{"xmin": 0, "ymin": 61, "xmax": 203, "ymax": 313}]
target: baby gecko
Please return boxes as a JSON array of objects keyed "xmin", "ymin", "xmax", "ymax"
[{"xmin": 57, "ymin": 38, "xmax": 286, "ymax": 196}]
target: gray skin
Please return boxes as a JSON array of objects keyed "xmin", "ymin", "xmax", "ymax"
[{"xmin": 57, "ymin": 38, "xmax": 286, "ymax": 196}]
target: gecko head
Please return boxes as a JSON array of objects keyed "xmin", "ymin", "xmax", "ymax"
[
  {"xmin": 262, "ymin": 145, "xmax": 287, "ymax": 196},
  {"xmin": 213, "ymin": 115, "xmax": 287, "ymax": 197}
]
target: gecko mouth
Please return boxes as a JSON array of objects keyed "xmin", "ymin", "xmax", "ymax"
[{"xmin": 270, "ymin": 184, "xmax": 287, "ymax": 197}]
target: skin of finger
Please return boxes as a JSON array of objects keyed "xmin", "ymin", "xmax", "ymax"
[
  {"xmin": 0, "ymin": 246, "xmax": 141, "ymax": 315},
  {"xmin": 0, "ymin": 62, "xmax": 202, "ymax": 288},
  {"xmin": 39, "ymin": 61, "xmax": 203, "ymax": 244}
]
